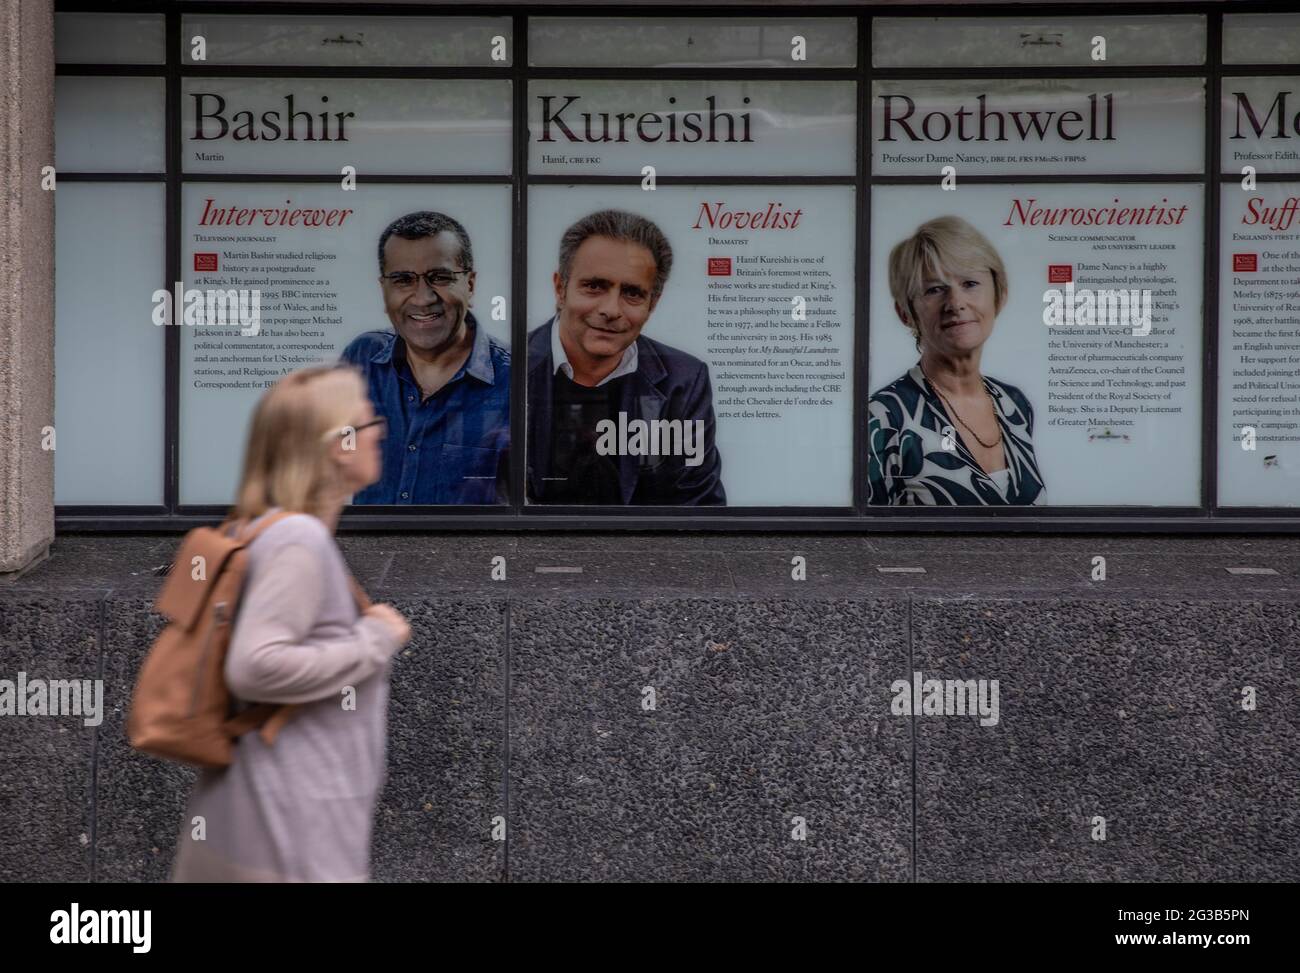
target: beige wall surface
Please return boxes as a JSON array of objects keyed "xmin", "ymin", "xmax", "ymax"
[{"xmin": 0, "ymin": 0, "xmax": 55, "ymax": 576}]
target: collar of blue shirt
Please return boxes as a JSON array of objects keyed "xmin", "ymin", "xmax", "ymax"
[
  {"xmin": 551, "ymin": 318, "xmax": 639, "ymax": 387},
  {"xmin": 370, "ymin": 311, "xmax": 500, "ymax": 387}
]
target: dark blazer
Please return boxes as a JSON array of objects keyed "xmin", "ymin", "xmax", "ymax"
[{"xmin": 527, "ymin": 317, "xmax": 726, "ymax": 505}]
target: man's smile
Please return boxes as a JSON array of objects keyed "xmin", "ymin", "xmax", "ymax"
[{"xmin": 407, "ymin": 307, "xmax": 447, "ymax": 325}]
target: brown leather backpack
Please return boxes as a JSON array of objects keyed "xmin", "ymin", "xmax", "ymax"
[{"xmin": 127, "ymin": 510, "xmax": 371, "ymax": 769}]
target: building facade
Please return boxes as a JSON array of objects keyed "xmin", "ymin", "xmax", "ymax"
[{"xmin": 1, "ymin": 1, "xmax": 1298, "ymax": 885}]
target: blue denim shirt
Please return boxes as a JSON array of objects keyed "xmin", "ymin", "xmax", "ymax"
[{"xmin": 339, "ymin": 314, "xmax": 511, "ymax": 505}]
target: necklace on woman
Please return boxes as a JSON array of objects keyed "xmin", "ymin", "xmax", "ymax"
[{"xmin": 919, "ymin": 362, "xmax": 1003, "ymax": 449}]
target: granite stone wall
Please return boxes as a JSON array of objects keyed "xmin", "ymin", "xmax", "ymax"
[{"xmin": 2, "ymin": 533, "xmax": 1298, "ymax": 882}]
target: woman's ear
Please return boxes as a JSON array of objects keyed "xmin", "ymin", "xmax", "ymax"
[
  {"xmin": 896, "ymin": 301, "xmax": 922, "ymax": 350},
  {"xmin": 325, "ymin": 433, "xmax": 347, "ymax": 468}
]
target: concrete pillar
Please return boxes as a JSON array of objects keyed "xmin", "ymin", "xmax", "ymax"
[{"xmin": 0, "ymin": 0, "xmax": 55, "ymax": 577}]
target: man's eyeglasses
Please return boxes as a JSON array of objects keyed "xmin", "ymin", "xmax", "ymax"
[
  {"xmin": 379, "ymin": 269, "xmax": 472, "ymax": 290},
  {"xmin": 323, "ymin": 416, "xmax": 388, "ymax": 442}
]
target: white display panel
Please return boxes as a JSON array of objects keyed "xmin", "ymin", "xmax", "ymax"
[
  {"xmin": 527, "ymin": 185, "xmax": 854, "ymax": 507},
  {"xmin": 872, "ymin": 78, "xmax": 1205, "ymax": 177},
  {"xmin": 1220, "ymin": 77, "xmax": 1300, "ymax": 176},
  {"xmin": 55, "ymin": 183, "xmax": 165, "ymax": 504},
  {"xmin": 181, "ymin": 78, "xmax": 512, "ymax": 175},
  {"xmin": 179, "ymin": 183, "xmax": 511, "ymax": 505},
  {"xmin": 870, "ymin": 184, "xmax": 1203, "ymax": 507},
  {"xmin": 529, "ymin": 81, "xmax": 856, "ymax": 177},
  {"xmin": 1217, "ymin": 183, "xmax": 1300, "ymax": 506}
]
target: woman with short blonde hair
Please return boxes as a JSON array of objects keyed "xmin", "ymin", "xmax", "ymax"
[
  {"xmin": 889, "ymin": 216, "xmax": 1009, "ymax": 348},
  {"xmin": 868, "ymin": 216, "xmax": 1045, "ymax": 505},
  {"xmin": 172, "ymin": 365, "xmax": 412, "ymax": 882}
]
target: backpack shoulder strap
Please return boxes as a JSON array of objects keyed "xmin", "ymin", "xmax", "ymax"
[
  {"xmin": 234, "ymin": 510, "xmax": 370, "ymax": 610},
  {"xmin": 223, "ymin": 702, "xmax": 300, "ymax": 745},
  {"xmin": 347, "ymin": 573, "xmax": 372, "ymax": 611},
  {"xmin": 227, "ymin": 509, "xmax": 299, "ymax": 547},
  {"xmin": 154, "ymin": 527, "xmax": 243, "ymax": 628}
]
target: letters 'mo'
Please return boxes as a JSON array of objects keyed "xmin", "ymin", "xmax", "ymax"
[{"xmin": 1229, "ymin": 90, "xmax": 1300, "ymax": 139}]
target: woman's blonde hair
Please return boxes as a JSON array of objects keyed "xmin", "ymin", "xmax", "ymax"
[
  {"xmin": 232, "ymin": 365, "xmax": 367, "ymax": 521},
  {"xmin": 888, "ymin": 215, "xmax": 1009, "ymax": 350}
]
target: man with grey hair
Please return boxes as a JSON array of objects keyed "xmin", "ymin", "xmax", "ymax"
[{"xmin": 527, "ymin": 209, "xmax": 725, "ymax": 505}]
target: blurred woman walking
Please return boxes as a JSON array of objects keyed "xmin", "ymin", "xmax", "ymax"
[{"xmin": 171, "ymin": 365, "xmax": 411, "ymax": 882}]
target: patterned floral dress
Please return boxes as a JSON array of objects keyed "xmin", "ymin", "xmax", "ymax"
[{"xmin": 868, "ymin": 363, "xmax": 1046, "ymax": 505}]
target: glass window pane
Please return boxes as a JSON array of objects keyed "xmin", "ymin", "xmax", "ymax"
[
  {"xmin": 530, "ymin": 17, "xmax": 855, "ymax": 68},
  {"xmin": 56, "ymin": 13, "xmax": 165, "ymax": 65},
  {"xmin": 872, "ymin": 15, "xmax": 1205, "ymax": 68},
  {"xmin": 1223, "ymin": 13, "xmax": 1300, "ymax": 65},
  {"xmin": 56, "ymin": 77, "xmax": 165, "ymax": 173},
  {"xmin": 181, "ymin": 14, "xmax": 511, "ymax": 67},
  {"xmin": 55, "ymin": 183, "xmax": 165, "ymax": 504}
]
